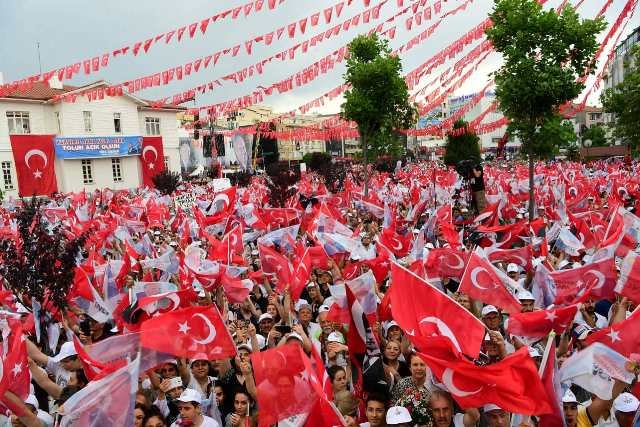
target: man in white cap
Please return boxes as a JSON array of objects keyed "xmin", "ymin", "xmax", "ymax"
[
  {"xmin": 429, "ymin": 388, "xmax": 480, "ymax": 427},
  {"xmin": 386, "ymin": 405, "xmax": 413, "ymax": 426},
  {"xmin": 171, "ymin": 388, "xmax": 221, "ymax": 427},
  {"xmin": 506, "ymin": 263, "xmax": 520, "ymax": 281},
  {"xmin": 26, "ymin": 340, "xmax": 81, "ymax": 388},
  {"xmin": 562, "ymin": 389, "xmax": 579, "ymax": 427},
  {"xmin": 483, "ymin": 404, "xmax": 511, "ymax": 427},
  {"xmin": 481, "ymin": 305, "xmax": 502, "ymax": 332},
  {"xmin": 613, "ymin": 392, "xmax": 639, "ymax": 427},
  {"xmin": 516, "ymin": 289, "xmax": 536, "ymax": 313}
]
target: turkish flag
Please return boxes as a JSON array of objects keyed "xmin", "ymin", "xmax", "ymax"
[
  {"xmin": 458, "ymin": 252, "xmax": 522, "ymax": 313},
  {"xmin": 538, "ymin": 350, "xmax": 564, "ymax": 427},
  {"xmin": 379, "ymin": 228, "xmax": 412, "ymax": 257},
  {"xmin": 506, "ymin": 305, "xmax": 578, "ymax": 339},
  {"xmin": 220, "ymin": 271, "xmax": 254, "ymax": 304},
  {"xmin": 290, "ymin": 247, "xmax": 312, "ymax": 301},
  {"xmin": 0, "ymin": 322, "xmax": 30, "ymax": 416},
  {"xmin": 258, "ymin": 243, "xmax": 292, "ymax": 290},
  {"xmin": 425, "ymin": 248, "xmax": 467, "ymax": 280},
  {"xmin": 390, "ymin": 263, "xmax": 486, "ymax": 358},
  {"xmin": 487, "ymin": 245, "xmax": 533, "ymax": 270},
  {"xmin": 9, "ymin": 134, "xmax": 58, "ymax": 196},
  {"xmin": 586, "ymin": 306, "xmax": 640, "ymax": 358},
  {"xmin": 418, "ymin": 340, "xmax": 554, "ymax": 415},
  {"xmin": 140, "ymin": 136, "xmax": 165, "ymax": 187},
  {"xmin": 140, "ymin": 305, "xmax": 236, "ymax": 360},
  {"xmin": 251, "ymin": 343, "xmax": 318, "ymax": 426},
  {"xmin": 73, "ymin": 335, "xmax": 126, "ymax": 381},
  {"xmin": 615, "ymin": 252, "xmax": 640, "ymax": 304},
  {"xmin": 551, "ymin": 257, "xmax": 617, "ymax": 305}
]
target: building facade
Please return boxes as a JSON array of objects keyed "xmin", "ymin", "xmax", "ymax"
[{"xmin": 0, "ymin": 80, "xmax": 183, "ymax": 196}]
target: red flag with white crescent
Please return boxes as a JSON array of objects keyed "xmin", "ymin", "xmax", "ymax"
[
  {"xmin": 9, "ymin": 134, "xmax": 58, "ymax": 196},
  {"xmin": 141, "ymin": 136, "xmax": 165, "ymax": 187}
]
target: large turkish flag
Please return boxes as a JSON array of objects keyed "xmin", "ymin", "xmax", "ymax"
[
  {"xmin": 140, "ymin": 136, "xmax": 165, "ymax": 187},
  {"xmin": 9, "ymin": 135, "xmax": 58, "ymax": 196}
]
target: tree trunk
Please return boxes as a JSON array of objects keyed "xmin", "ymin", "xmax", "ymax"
[
  {"xmin": 363, "ymin": 133, "xmax": 369, "ymax": 197},
  {"xmin": 528, "ymin": 142, "xmax": 535, "ymax": 222}
]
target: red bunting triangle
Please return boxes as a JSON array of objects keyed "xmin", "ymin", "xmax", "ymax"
[
  {"xmin": 177, "ymin": 26, "xmax": 186, "ymax": 41},
  {"xmin": 276, "ymin": 26, "xmax": 285, "ymax": 39},
  {"xmin": 133, "ymin": 42, "xmax": 142, "ymax": 56},
  {"xmin": 268, "ymin": 0, "xmax": 276, "ymax": 9},
  {"xmin": 288, "ymin": 23, "xmax": 296, "ymax": 38},
  {"xmin": 232, "ymin": 6, "xmax": 242, "ymax": 18},
  {"xmin": 194, "ymin": 58, "xmax": 202, "ymax": 72},
  {"xmin": 363, "ymin": 9, "xmax": 371, "ymax": 23},
  {"xmin": 299, "ymin": 18, "xmax": 307, "ymax": 34},
  {"xmin": 324, "ymin": 7, "xmax": 333, "ymax": 23},
  {"xmin": 311, "ymin": 12, "xmax": 320, "ymax": 26},
  {"xmin": 165, "ymin": 30, "xmax": 175, "ymax": 43},
  {"xmin": 245, "ymin": 40, "xmax": 253, "ymax": 54},
  {"xmin": 188, "ymin": 22, "xmax": 197, "ymax": 38},
  {"xmin": 335, "ymin": 2, "xmax": 345, "ymax": 17},
  {"xmin": 265, "ymin": 32, "xmax": 274, "ymax": 45},
  {"xmin": 200, "ymin": 18, "xmax": 210, "ymax": 34},
  {"xmin": 244, "ymin": 2, "xmax": 253, "ymax": 16},
  {"xmin": 255, "ymin": 0, "xmax": 264, "ymax": 11},
  {"xmin": 143, "ymin": 39, "xmax": 153, "ymax": 53},
  {"xmin": 232, "ymin": 45, "xmax": 240, "ymax": 56}
]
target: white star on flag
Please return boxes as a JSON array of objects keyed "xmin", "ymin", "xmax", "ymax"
[
  {"xmin": 33, "ymin": 169, "xmax": 43, "ymax": 179},
  {"xmin": 11, "ymin": 363, "xmax": 22, "ymax": 377},
  {"xmin": 545, "ymin": 311, "xmax": 557, "ymax": 322},
  {"xmin": 178, "ymin": 321, "xmax": 190, "ymax": 334},
  {"xmin": 148, "ymin": 163, "xmax": 155, "ymax": 170},
  {"xmin": 607, "ymin": 329, "xmax": 621, "ymax": 342}
]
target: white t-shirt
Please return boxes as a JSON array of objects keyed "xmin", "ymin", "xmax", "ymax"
[
  {"xmin": 187, "ymin": 372, "xmax": 217, "ymax": 397},
  {"xmin": 574, "ymin": 311, "xmax": 608, "ymax": 329},
  {"xmin": 45, "ymin": 358, "xmax": 71, "ymax": 388},
  {"xmin": 171, "ymin": 415, "xmax": 221, "ymax": 427}
]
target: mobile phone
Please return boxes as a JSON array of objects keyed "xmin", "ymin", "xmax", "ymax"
[{"xmin": 275, "ymin": 325, "xmax": 292, "ymax": 334}]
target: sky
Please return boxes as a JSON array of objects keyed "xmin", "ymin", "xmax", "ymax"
[{"xmin": 1, "ymin": 0, "xmax": 638, "ymax": 116}]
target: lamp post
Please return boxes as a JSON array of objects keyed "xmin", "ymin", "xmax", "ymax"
[{"xmin": 583, "ymin": 138, "xmax": 592, "ymax": 162}]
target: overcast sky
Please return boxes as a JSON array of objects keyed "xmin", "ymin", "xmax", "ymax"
[{"xmin": 1, "ymin": 0, "xmax": 638, "ymax": 115}]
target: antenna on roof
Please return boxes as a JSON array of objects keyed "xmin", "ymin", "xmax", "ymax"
[{"xmin": 36, "ymin": 42, "xmax": 42, "ymax": 76}]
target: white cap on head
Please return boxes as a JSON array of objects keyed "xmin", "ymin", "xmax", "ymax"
[
  {"xmin": 558, "ymin": 259, "xmax": 570, "ymax": 269},
  {"xmin": 562, "ymin": 389, "xmax": 578, "ymax": 403},
  {"xmin": 177, "ymin": 388, "xmax": 203, "ymax": 405},
  {"xmin": 258, "ymin": 313, "xmax": 273, "ymax": 323},
  {"xmin": 167, "ymin": 377, "xmax": 183, "ymax": 391},
  {"xmin": 517, "ymin": 290, "xmax": 535, "ymax": 301},
  {"xmin": 327, "ymin": 331, "xmax": 345, "ymax": 344},
  {"xmin": 528, "ymin": 347, "xmax": 541, "ymax": 358},
  {"xmin": 286, "ymin": 332, "xmax": 304, "ymax": 343},
  {"xmin": 614, "ymin": 392, "xmax": 640, "ymax": 413},
  {"xmin": 384, "ymin": 320, "xmax": 400, "ymax": 336},
  {"xmin": 481, "ymin": 305, "xmax": 499, "ymax": 317},
  {"xmin": 318, "ymin": 305, "xmax": 330, "ymax": 313},
  {"xmin": 53, "ymin": 341, "xmax": 78, "ymax": 362},
  {"xmin": 386, "ymin": 406, "xmax": 412, "ymax": 424},
  {"xmin": 483, "ymin": 403, "xmax": 503, "ymax": 412},
  {"xmin": 507, "ymin": 263, "xmax": 519, "ymax": 273}
]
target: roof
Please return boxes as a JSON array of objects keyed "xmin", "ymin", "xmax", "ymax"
[
  {"xmin": 1, "ymin": 80, "xmax": 185, "ymax": 110},
  {"xmin": 2, "ymin": 81, "xmax": 77, "ymax": 101}
]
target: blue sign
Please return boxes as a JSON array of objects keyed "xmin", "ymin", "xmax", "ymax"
[{"xmin": 54, "ymin": 136, "xmax": 142, "ymax": 159}]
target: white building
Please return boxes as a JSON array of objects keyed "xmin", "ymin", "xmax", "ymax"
[{"xmin": 0, "ymin": 79, "xmax": 184, "ymax": 196}]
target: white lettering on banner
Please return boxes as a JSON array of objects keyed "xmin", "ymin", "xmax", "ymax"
[{"xmin": 176, "ymin": 193, "xmax": 197, "ymax": 210}]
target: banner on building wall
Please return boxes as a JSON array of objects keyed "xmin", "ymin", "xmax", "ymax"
[
  {"xmin": 141, "ymin": 136, "xmax": 166, "ymax": 187},
  {"xmin": 54, "ymin": 136, "xmax": 143, "ymax": 159}
]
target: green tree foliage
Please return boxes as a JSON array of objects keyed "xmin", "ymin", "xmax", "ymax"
[
  {"xmin": 486, "ymin": 0, "xmax": 604, "ymax": 218},
  {"xmin": 581, "ymin": 124, "xmax": 608, "ymax": 147},
  {"xmin": 509, "ymin": 114, "xmax": 577, "ymax": 159},
  {"xmin": 601, "ymin": 46, "xmax": 640, "ymax": 149},
  {"xmin": 443, "ymin": 120, "xmax": 482, "ymax": 167},
  {"xmin": 341, "ymin": 34, "xmax": 417, "ymax": 194},
  {"xmin": 302, "ymin": 152, "xmax": 332, "ymax": 171}
]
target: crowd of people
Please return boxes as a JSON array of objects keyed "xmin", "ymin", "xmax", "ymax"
[{"xmin": 1, "ymin": 158, "xmax": 640, "ymax": 427}]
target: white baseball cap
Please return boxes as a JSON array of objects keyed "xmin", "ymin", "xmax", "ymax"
[
  {"xmin": 517, "ymin": 290, "xmax": 535, "ymax": 301},
  {"xmin": 483, "ymin": 403, "xmax": 503, "ymax": 412},
  {"xmin": 25, "ymin": 394, "xmax": 39, "ymax": 409},
  {"xmin": 481, "ymin": 305, "xmax": 499, "ymax": 317},
  {"xmin": 562, "ymin": 389, "xmax": 578, "ymax": 403},
  {"xmin": 327, "ymin": 331, "xmax": 345, "ymax": 344},
  {"xmin": 318, "ymin": 304, "xmax": 330, "ymax": 313},
  {"xmin": 53, "ymin": 341, "xmax": 78, "ymax": 362},
  {"xmin": 507, "ymin": 263, "xmax": 519, "ymax": 273},
  {"xmin": 386, "ymin": 406, "xmax": 412, "ymax": 424},
  {"xmin": 384, "ymin": 320, "xmax": 401, "ymax": 336},
  {"xmin": 286, "ymin": 332, "xmax": 304, "ymax": 343},
  {"xmin": 258, "ymin": 313, "xmax": 273, "ymax": 323},
  {"xmin": 614, "ymin": 392, "xmax": 640, "ymax": 413},
  {"xmin": 177, "ymin": 388, "xmax": 203, "ymax": 405},
  {"xmin": 167, "ymin": 377, "xmax": 183, "ymax": 391}
]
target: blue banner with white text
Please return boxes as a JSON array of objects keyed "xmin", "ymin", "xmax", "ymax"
[{"xmin": 54, "ymin": 136, "xmax": 143, "ymax": 159}]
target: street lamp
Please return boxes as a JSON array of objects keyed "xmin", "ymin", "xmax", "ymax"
[{"xmin": 583, "ymin": 138, "xmax": 592, "ymax": 161}]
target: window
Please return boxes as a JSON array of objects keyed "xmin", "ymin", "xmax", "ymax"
[
  {"xmin": 55, "ymin": 112, "xmax": 62, "ymax": 134},
  {"xmin": 6, "ymin": 111, "xmax": 30, "ymax": 134},
  {"xmin": 1, "ymin": 162, "xmax": 14, "ymax": 190},
  {"xmin": 83, "ymin": 111, "xmax": 93, "ymax": 133},
  {"xmin": 164, "ymin": 156, "xmax": 169, "ymax": 170},
  {"xmin": 113, "ymin": 113, "xmax": 122, "ymax": 133},
  {"xmin": 145, "ymin": 117, "xmax": 160, "ymax": 135},
  {"xmin": 111, "ymin": 158, "xmax": 122, "ymax": 182},
  {"xmin": 81, "ymin": 159, "xmax": 94, "ymax": 184}
]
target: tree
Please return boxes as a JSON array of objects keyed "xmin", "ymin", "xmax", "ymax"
[
  {"xmin": 486, "ymin": 0, "xmax": 605, "ymax": 219},
  {"xmin": 266, "ymin": 162, "xmax": 300, "ymax": 207},
  {"xmin": 581, "ymin": 124, "xmax": 608, "ymax": 147},
  {"xmin": 0, "ymin": 198, "xmax": 87, "ymax": 350},
  {"xmin": 302, "ymin": 152, "xmax": 332, "ymax": 172},
  {"xmin": 152, "ymin": 170, "xmax": 181, "ymax": 195},
  {"xmin": 509, "ymin": 114, "xmax": 577, "ymax": 159},
  {"xmin": 341, "ymin": 34, "xmax": 417, "ymax": 195},
  {"xmin": 443, "ymin": 120, "xmax": 482, "ymax": 167},
  {"xmin": 601, "ymin": 45, "xmax": 640, "ymax": 149}
]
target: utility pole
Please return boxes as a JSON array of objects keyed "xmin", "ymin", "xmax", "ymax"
[{"xmin": 37, "ymin": 42, "xmax": 42, "ymax": 75}]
